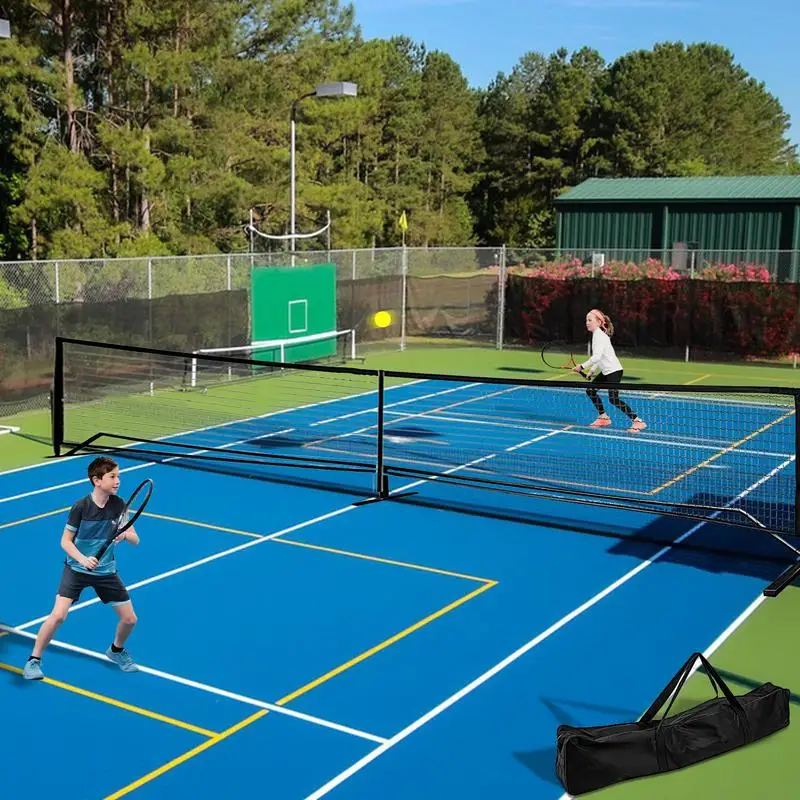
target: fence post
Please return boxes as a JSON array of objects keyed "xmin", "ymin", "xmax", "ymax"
[
  {"xmin": 400, "ymin": 245, "xmax": 408, "ymax": 351},
  {"xmin": 496, "ymin": 244, "xmax": 507, "ymax": 350}
]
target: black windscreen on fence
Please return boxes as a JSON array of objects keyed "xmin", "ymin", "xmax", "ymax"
[{"xmin": 0, "ymin": 289, "xmax": 249, "ymax": 406}]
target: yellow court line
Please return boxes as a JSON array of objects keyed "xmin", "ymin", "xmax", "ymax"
[
  {"xmin": 0, "ymin": 662, "xmax": 216, "ymax": 738},
  {"xmin": 99, "ymin": 549, "xmax": 498, "ymax": 797},
  {"xmin": 0, "ymin": 506, "xmax": 70, "ymax": 531},
  {"xmin": 104, "ymin": 710, "xmax": 269, "ymax": 800},
  {"xmin": 684, "ymin": 374, "xmax": 711, "ymax": 385},
  {"xmin": 275, "ymin": 580, "xmax": 498, "ymax": 706},
  {"xmin": 649, "ymin": 408, "xmax": 797, "ymax": 496},
  {"xmin": 274, "ymin": 538, "xmax": 495, "ymax": 584},
  {"xmin": 141, "ymin": 511, "xmax": 262, "ymax": 538}
]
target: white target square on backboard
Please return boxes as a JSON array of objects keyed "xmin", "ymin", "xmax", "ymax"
[{"xmin": 288, "ymin": 299, "xmax": 308, "ymax": 333}]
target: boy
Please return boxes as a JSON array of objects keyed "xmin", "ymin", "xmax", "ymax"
[{"xmin": 23, "ymin": 456, "xmax": 141, "ymax": 680}]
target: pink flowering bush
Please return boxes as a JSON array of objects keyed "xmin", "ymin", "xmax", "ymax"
[
  {"xmin": 504, "ymin": 268, "xmax": 798, "ymax": 359},
  {"xmin": 695, "ymin": 263, "xmax": 772, "ymax": 282},
  {"xmin": 507, "ymin": 257, "xmax": 773, "ymax": 282}
]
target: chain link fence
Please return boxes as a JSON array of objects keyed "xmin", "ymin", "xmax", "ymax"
[{"xmin": 2, "ymin": 246, "xmax": 798, "ymax": 417}]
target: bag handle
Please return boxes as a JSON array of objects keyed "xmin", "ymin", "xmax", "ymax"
[
  {"xmin": 640, "ymin": 652, "xmax": 713, "ymax": 724},
  {"xmin": 641, "ymin": 652, "xmax": 751, "ymax": 740}
]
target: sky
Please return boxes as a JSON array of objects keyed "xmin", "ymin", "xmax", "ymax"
[{"xmin": 350, "ymin": 0, "xmax": 799, "ymax": 148}]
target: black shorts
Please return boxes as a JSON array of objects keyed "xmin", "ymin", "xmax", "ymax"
[{"xmin": 57, "ymin": 564, "xmax": 131, "ymax": 606}]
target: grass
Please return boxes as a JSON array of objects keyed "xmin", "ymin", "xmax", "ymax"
[{"xmin": 0, "ymin": 338, "xmax": 797, "ymax": 796}]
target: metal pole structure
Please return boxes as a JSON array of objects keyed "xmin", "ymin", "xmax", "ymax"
[
  {"xmin": 290, "ymin": 83, "xmax": 357, "ymax": 269},
  {"xmin": 400, "ymin": 245, "xmax": 408, "ymax": 351},
  {"xmin": 290, "ymin": 102, "xmax": 297, "ymax": 267},
  {"xmin": 496, "ymin": 244, "xmax": 507, "ymax": 350}
]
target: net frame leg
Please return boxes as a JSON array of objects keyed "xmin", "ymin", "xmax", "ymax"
[
  {"xmin": 60, "ymin": 432, "xmax": 107, "ymax": 458},
  {"xmin": 763, "ymin": 561, "xmax": 800, "ymax": 597}
]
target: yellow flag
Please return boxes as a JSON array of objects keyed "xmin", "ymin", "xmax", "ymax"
[{"xmin": 398, "ymin": 210, "xmax": 408, "ymax": 232}]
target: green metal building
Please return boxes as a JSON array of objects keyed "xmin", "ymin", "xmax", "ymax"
[{"xmin": 554, "ymin": 176, "xmax": 800, "ymax": 280}]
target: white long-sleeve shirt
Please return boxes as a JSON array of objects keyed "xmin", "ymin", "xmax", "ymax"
[{"xmin": 581, "ymin": 328, "xmax": 623, "ymax": 375}]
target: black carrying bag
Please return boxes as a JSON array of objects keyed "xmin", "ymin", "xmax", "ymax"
[{"xmin": 556, "ymin": 651, "xmax": 790, "ymax": 795}]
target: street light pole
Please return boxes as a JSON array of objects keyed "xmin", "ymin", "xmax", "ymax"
[{"xmin": 289, "ymin": 82, "xmax": 358, "ymax": 266}]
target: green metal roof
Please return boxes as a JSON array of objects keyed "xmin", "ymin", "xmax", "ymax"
[{"xmin": 556, "ymin": 176, "xmax": 800, "ymax": 203}]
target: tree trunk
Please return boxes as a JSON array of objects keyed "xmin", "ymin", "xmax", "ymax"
[
  {"xmin": 440, "ymin": 160, "xmax": 445, "ymax": 215},
  {"xmin": 140, "ymin": 77, "xmax": 151, "ymax": 232},
  {"xmin": 58, "ymin": 0, "xmax": 79, "ymax": 153}
]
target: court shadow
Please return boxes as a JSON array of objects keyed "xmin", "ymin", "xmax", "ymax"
[
  {"xmin": 383, "ymin": 426, "xmax": 443, "ymax": 442},
  {"xmin": 110, "ymin": 447, "xmax": 378, "ymax": 501},
  {"xmin": 605, "ymin": 494, "xmax": 799, "ymax": 586},
  {"xmin": 541, "ymin": 697, "xmax": 640, "ymax": 727},
  {"xmin": 11, "ymin": 430, "xmax": 52, "ymax": 447},
  {"xmin": 498, "ymin": 367, "xmax": 545, "ymax": 376},
  {"xmin": 512, "ymin": 747, "xmax": 561, "ymax": 787},
  {"xmin": 386, "ymin": 488, "xmax": 797, "ymax": 587}
]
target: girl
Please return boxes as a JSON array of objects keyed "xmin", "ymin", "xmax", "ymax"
[{"xmin": 573, "ymin": 309, "xmax": 647, "ymax": 432}]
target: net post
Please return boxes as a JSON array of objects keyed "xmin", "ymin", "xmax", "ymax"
[
  {"xmin": 190, "ymin": 355, "xmax": 198, "ymax": 388},
  {"xmin": 52, "ymin": 337, "xmax": 65, "ymax": 456},
  {"xmin": 376, "ymin": 369, "xmax": 387, "ymax": 498},
  {"xmin": 350, "ymin": 329, "xmax": 356, "ymax": 361}
]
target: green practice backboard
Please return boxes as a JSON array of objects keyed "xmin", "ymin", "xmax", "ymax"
[{"xmin": 250, "ymin": 263, "xmax": 337, "ymax": 363}]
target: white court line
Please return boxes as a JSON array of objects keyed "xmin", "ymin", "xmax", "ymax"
[
  {"xmin": 0, "ymin": 624, "xmax": 386, "ymax": 745},
  {"xmin": 14, "ymin": 504, "xmax": 362, "ymax": 630},
  {"xmin": 310, "ymin": 385, "xmax": 522, "ymax": 452},
  {"xmin": 309, "ymin": 381, "xmax": 483, "ymax": 427},
  {"xmin": 539, "ymin": 383, "xmax": 795, "ymax": 411},
  {"xmin": 386, "ymin": 427, "xmax": 571, "ymax": 496},
  {"xmin": 393, "ymin": 410, "xmax": 794, "ymax": 460},
  {"xmin": 14, "ymin": 422, "xmax": 570, "ymax": 631},
  {"xmin": 444, "ymin": 411, "xmax": 789, "ymax": 458},
  {"xmin": 0, "ymin": 379, "xmax": 452, "ymax": 504},
  {"xmin": 303, "ymin": 456, "xmax": 795, "ymax": 800},
  {"xmin": 0, "ymin": 378, "xmax": 430, "ymax": 481},
  {"xmin": 6, "ymin": 423, "xmax": 574, "ymax": 743},
  {"xmin": 9, "ymin": 382, "xmax": 546, "ymax": 635},
  {"xmin": 556, "ymin": 592, "xmax": 769, "ymax": 799}
]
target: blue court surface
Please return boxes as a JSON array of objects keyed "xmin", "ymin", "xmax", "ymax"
[{"xmin": 0, "ymin": 376, "xmax": 796, "ymax": 799}]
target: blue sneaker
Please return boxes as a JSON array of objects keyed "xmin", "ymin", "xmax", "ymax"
[
  {"xmin": 22, "ymin": 658, "xmax": 44, "ymax": 680},
  {"xmin": 105, "ymin": 646, "xmax": 138, "ymax": 672}
]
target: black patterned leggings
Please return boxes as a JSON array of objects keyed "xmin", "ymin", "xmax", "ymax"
[{"xmin": 586, "ymin": 370, "xmax": 637, "ymax": 420}]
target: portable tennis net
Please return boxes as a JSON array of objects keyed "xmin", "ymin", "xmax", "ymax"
[{"xmin": 51, "ymin": 337, "xmax": 800, "ymax": 596}]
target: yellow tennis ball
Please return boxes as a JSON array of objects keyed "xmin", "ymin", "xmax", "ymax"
[{"xmin": 373, "ymin": 310, "xmax": 392, "ymax": 329}]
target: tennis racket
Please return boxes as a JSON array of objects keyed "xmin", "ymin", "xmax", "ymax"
[
  {"xmin": 95, "ymin": 478, "xmax": 154, "ymax": 561},
  {"xmin": 540, "ymin": 341, "xmax": 587, "ymax": 378}
]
